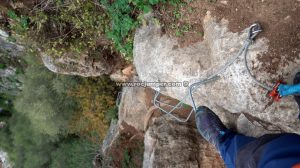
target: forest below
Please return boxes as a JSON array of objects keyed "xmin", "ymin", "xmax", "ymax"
[{"xmin": 0, "ymin": 0, "xmax": 187, "ymax": 167}]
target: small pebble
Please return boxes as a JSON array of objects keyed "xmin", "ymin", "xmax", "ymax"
[
  {"xmin": 220, "ymin": 0, "xmax": 228, "ymax": 5},
  {"xmin": 284, "ymin": 15, "xmax": 291, "ymax": 20}
]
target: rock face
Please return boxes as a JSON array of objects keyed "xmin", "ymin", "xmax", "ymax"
[
  {"xmin": 143, "ymin": 117, "xmax": 224, "ymax": 168},
  {"xmin": 109, "ymin": 65, "xmax": 136, "ymax": 82},
  {"xmin": 41, "ymin": 52, "xmax": 113, "ymax": 77},
  {"xmin": 0, "ymin": 29, "xmax": 23, "ymax": 95},
  {"xmin": 133, "ymin": 12, "xmax": 300, "ymax": 136},
  {"xmin": 118, "ymin": 82, "xmax": 148, "ymax": 131},
  {"xmin": 0, "ymin": 151, "xmax": 11, "ymax": 168},
  {"xmin": 108, "ymin": 79, "xmax": 227, "ymax": 167},
  {"xmin": 101, "ymin": 119, "xmax": 119, "ymax": 154},
  {"xmin": 0, "ymin": 29, "xmax": 23, "ymax": 56}
]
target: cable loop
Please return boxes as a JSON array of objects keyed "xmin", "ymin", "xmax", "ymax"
[{"xmin": 248, "ymin": 23, "xmax": 262, "ymax": 40}]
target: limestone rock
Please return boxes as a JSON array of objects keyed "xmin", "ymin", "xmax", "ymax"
[
  {"xmin": 0, "ymin": 151, "xmax": 11, "ymax": 168},
  {"xmin": 101, "ymin": 119, "xmax": 119, "ymax": 154},
  {"xmin": 118, "ymin": 83, "xmax": 148, "ymax": 131},
  {"xmin": 110, "ymin": 70, "xmax": 129, "ymax": 82},
  {"xmin": 0, "ymin": 122, "xmax": 6, "ymax": 128},
  {"xmin": 110, "ymin": 65, "xmax": 135, "ymax": 82},
  {"xmin": 41, "ymin": 52, "xmax": 112, "ymax": 77},
  {"xmin": 236, "ymin": 114, "xmax": 280, "ymax": 137},
  {"xmin": 0, "ymin": 30, "xmax": 8, "ymax": 38},
  {"xmin": 143, "ymin": 117, "xmax": 224, "ymax": 168},
  {"xmin": 0, "ymin": 30, "xmax": 23, "ymax": 57},
  {"xmin": 133, "ymin": 12, "xmax": 300, "ymax": 136},
  {"xmin": 0, "ymin": 29, "xmax": 23, "ymax": 95},
  {"xmin": 122, "ymin": 65, "xmax": 134, "ymax": 76}
]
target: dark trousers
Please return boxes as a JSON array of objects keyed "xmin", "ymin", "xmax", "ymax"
[
  {"xmin": 218, "ymin": 132, "xmax": 300, "ymax": 168},
  {"xmin": 219, "ymin": 132, "xmax": 255, "ymax": 168}
]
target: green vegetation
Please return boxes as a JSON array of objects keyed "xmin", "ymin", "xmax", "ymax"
[
  {"xmin": 168, "ymin": 0, "xmax": 193, "ymax": 37},
  {"xmin": 99, "ymin": 133, "xmax": 144, "ymax": 167},
  {"xmin": 100, "ymin": 0, "xmax": 163, "ymax": 60},
  {"xmin": 183, "ymin": 103, "xmax": 191, "ymax": 109},
  {"xmin": 50, "ymin": 139, "xmax": 95, "ymax": 168},
  {"xmin": 6, "ymin": 0, "xmax": 186, "ymax": 60},
  {"xmin": 207, "ymin": 0, "xmax": 218, "ymax": 3},
  {"xmin": 7, "ymin": 10, "xmax": 29, "ymax": 36},
  {"xmin": 121, "ymin": 142, "xmax": 144, "ymax": 168},
  {"xmin": 29, "ymin": 1, "xmax": 107, "ymax": 58},
  {"xmin": 0, "ymin": 63, "xmax": 6, "ymax": 69},
  {"xmin": 14, "ymin": 52, "xmax": 79, "ymax": 138},
  {"xmin": 0, "ymin": 113, "xmax": 95, "ymax": 168},
  {"xmin": 100, "ymin": 0, "xmax": 187, "ymax": 59},
  {"xmin": 0, "ymin": 50, "xmax": 119, "ymax": 167},
  {"xmin": 0, "ymin": 0, "xmax": 187, "ymax": 167},
  {"xmin": 6, "ymin": 114, "xmax": 56, "ymax": 168},
  {"xmin": 105, "ymin": 105, "xmax": 119, "ymax": 122},
  {"xmin": 68, "ymin": 76, "xmax": 119, "ymax": 143},
  {"xmin": 122, "ymin": 149, "xmax": 136, "ymax": 168}
]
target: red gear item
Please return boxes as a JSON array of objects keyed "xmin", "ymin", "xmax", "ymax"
[{"xmin": 268, "ymin": 81, "xmax": 282, "ymax": 101}]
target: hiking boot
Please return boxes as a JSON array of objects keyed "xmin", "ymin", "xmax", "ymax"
[
  {"xmin": 195, "ymin": 106, "xmax": 229, "ymax": 149},
  {"xmin": 293, "ymin": 72, "xmax": 300, "ymax": 120}
]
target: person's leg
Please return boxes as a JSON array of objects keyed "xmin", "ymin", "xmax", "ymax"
[
  {"xmin": 258, "ymin": 133, "xmax": 300, "ymax": 168},
  {"xmin": 218, "ymin": 131, "xmax": 256, "ymax": 168},
  {"xmin": 293, "ymin": 72, "xmax": 300, "ymax": 120},
  {"xmin": 195, "ymin": 106, "xmax": 256, "ymax": 168}
]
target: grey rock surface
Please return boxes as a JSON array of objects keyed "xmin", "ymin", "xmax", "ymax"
[
  {"xmin": 236, "ymin": 114, "xmax": 280, "ymax": 137},
  {"xmin": 41, "ymin": 52, "xmax": 112, "ymax": 77},
  {"xmin": 143, "ymin": 117, "xmax": 224, "ymax": 168},
  {"xmin": 109, "ymin": 70, "xmax": 129, "ymax": 82},
  {"xmin": 0, "ymin": 151, "xmax": 11, "ymax": 168},
  {"xmin": 118, "ymin": 82, "xmax": 148, "ymax": 131},
  {"xmin": 109, "ymin": 75, "xmax": 226, "ymax": 168},
  {"xmin": 0, "ymin": 29, "xmax": 23, "ymax": 95},
  {"xmin": 0, "ymin": 34, "xmax": 23, "ymax": 57},
  {"xmin": 133, "ymin": 12, "xmax": 300, "ymax": 136},
  {"xmin": 101, "ymin": 119, "xmax": 119, "ymax": 154}
]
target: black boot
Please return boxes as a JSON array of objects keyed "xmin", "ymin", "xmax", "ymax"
[{"xmin": 195, "ymin": 106, "xmax": 229, "ymax": 150}]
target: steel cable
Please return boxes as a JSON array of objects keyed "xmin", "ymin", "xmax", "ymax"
[{"xmin": 153, "ymin": 23, "xmax": 273, "ymax": 122}]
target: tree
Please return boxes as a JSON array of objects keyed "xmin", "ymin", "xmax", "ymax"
[
  {"xmin": 8, "ymin": 113, "xmax": 56, "ymax": 168},
  {"xmin": 68, "ymin": 76, "xmax": 118, "ymax": 143},
  {"xmin": 14, "ymin": 54, "xmax": 79, "ymax": 138},
  {"xmin": 50, "ymin": 138, "xmax": 95, "ymax": 168}
]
